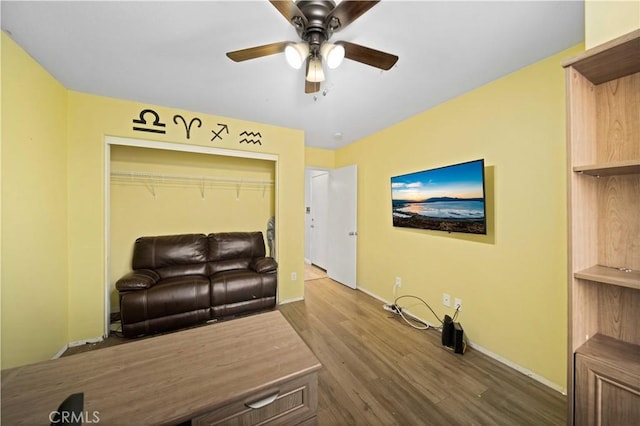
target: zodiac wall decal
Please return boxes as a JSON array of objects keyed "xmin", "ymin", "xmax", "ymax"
[
  {"xmin": 239, "ymin": 130, "xmax": 262, "ymax": 145},
  {"xmin": 130, "ymin": 109, "xmax": 267, "ymax": 147},
  {"xmin": 173, "ymin": 115, "xmax": 202, "ymax": 139},
  {"xmin": 132, "ymin": 109, "xmax": 166, "ymax": 134},
  {"xmin": 211, "ymin": 123, "xmax": 229, "ymax": 141}
]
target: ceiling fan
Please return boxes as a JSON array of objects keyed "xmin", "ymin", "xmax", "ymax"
[{"xmin": 226, "ymin": 0, "xmax": 399, "ymax": 94}]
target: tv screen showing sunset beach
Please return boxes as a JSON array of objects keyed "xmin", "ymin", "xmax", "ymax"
[{"xmin": 391, "ymin": 159, "xmax": 486, "ymax": 234}]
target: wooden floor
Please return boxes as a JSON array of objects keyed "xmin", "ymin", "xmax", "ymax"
[
  {"xmin": 278, "ymin": 277, "xmax": 566, "ymax": 425},
  {"xmin": 305, "ymin": 263, "xmax": 328, "ymax": 281},
  {"xmin": 64, "ymin": 272, "xmax": 566, "ymax": 425}
]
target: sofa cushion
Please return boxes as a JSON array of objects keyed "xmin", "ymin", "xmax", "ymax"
[
  {"xmin": 120, "ymin": 275, "xmax": 211, "ymax": 324},
  {"xmin": 210, "ymin": 270, "xmax": 276, "ymax": 305},
  {"xmin": 207, "ymin": 232, "xmax": 267, "ymax": 274},
  {"xmin": 208, "ymin": 232, "xmax": 265, "ymax": 261},
  {"xmin": 210, "ymin": 270, "xmax": 276, "ymax": 318},
  {"xmin": 132, "ymin": 234, "xmax": 208, "ymax": 279}
]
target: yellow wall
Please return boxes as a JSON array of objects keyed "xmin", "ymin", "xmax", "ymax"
[
  {"xmin": 305, "ymin": 146, "xmax": 335, "ymax": 169},
  {"xmin": 336, "ymin": 44, "xmax": 584, "ymax": 390},
  {"xmin": 109, "ymin": 146, "xmax": 275, "ymax": 309},
  {"xmin": 585, "ymin": 0, "xmax": 640, "ymax": 48},
  {"xmin": 1, "ymin": 33, "xmax": 69, "ymax": 368}
]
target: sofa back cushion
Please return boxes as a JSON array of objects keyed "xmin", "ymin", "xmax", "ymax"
[
  {"xmin": 132, "ymin": 234, "xmax": 208, "ymax": 279},
  {"xmin": 208, "ymin": 232, "xmax": 266, "ymax": 274}
]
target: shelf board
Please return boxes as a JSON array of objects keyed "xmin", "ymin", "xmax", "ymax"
[
  {"xmin": 573, "ymin": 159, "xmax": 640, "ymax": 176},
  {"xmin": 574, "ymin": 265, "xmax": 640, "ymax": 290},
  {"xmin": 562, "ymin": 29, "xmax": 640, "ymax": 84},
  {"xmin": 576, "ymin": 334, "xmax": 640, "ymax": 376}
]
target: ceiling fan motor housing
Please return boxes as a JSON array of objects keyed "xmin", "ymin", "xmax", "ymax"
[{"xmin": 294, "ymin": 0, "xmax": 338, "ymax": 54}]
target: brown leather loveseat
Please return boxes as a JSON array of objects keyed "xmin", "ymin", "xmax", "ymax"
[{"xmin": 115, "ymin": 232, "xmax": 277, "ymax": 337}]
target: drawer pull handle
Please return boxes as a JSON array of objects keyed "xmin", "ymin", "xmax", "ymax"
[{"xmin": 245, "ymin": 393, "xmax": 279, "ymax": 409}]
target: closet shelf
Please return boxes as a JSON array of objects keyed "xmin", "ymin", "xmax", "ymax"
[
  {"xmin": 110, "ymin": 170, "xmax": 273, "ymax": 200},
  {"xmin": 110, "ymin": 171, "xmax": 274, "ymax": 186}
]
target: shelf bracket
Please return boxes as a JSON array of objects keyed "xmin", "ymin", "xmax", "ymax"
[
  {"xmin": 236, "ymin": 179, "xmax": 242, "ymax": 201},
  {"xmin": 149, "ymin": 178, "xmax": 157, "ymax": 200}
]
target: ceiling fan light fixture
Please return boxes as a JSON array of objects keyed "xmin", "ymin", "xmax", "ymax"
[
  {"xmin": 307, "ymin": 57, "xmax": 325, "ymax": 83},
  {"xmin": 284, "ymin": 42, "xmax": 309, "ymax": 69},
  {"xmin": 320, "ymin": 42, "xmax": 345, "ymax": 69}
]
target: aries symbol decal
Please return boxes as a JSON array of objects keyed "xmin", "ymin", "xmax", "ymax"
[{"xmin": 173, "ymin": 115, "xmax": 202, "ymax": 139}]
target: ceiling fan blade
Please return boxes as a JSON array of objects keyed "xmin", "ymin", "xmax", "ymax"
[
  {"xmin": 326, "ymin": 0, "xmax": 379, "ymax": 31},
  {"xmin": 226, "ymin": 41, "xmax": 289, "ymax": 62},
  {"xmin": 340, "ymin": 41, "xmax": 398, "ymax": 70},
  {"xmin": 269, "ymin": 0, "xmax": 308, "ymax": 28}
]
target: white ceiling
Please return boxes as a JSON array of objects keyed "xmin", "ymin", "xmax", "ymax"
[{"xmin": 1, "ymin": 1, "xmax": 584, "ymax": 149}]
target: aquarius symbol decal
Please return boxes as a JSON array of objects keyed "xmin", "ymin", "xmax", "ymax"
[
  {"xmin": 173, "ymin": 115, "xmax": 202, "ymax": 139},
  {"xmin": 132, "ymin": 109, "xmax": 166, "ymax": 134},
  {"xmin": 211, "ymin": 123, "xmax": 229, "ymax": 141},
  {"xmin": 239, "ymin": 130, "xmax": 262, "ymax": 145}
]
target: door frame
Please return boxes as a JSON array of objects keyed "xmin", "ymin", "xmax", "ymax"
[{"xmin": 104, "ymin": 136, "xmax": 278, "ymax": 337}]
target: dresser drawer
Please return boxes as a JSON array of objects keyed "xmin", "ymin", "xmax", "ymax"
[{"xmin": 193, "ymin": 373, "xmax": 318, "ymax": 426}]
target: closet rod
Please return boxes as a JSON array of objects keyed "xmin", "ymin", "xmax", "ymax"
[{"xmin": 110, "ymin": 170, "xmax": 274, "ymax": 186}]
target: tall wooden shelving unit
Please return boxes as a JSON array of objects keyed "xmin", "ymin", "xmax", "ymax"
[{"xmin": 563, "ymin": 29, "xmax": 640, "ymax": 425}]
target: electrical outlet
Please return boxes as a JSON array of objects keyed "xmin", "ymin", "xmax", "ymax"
[
  {"xmin": 395, "ymin": 276, "xmax": 402, "ymax": 287},
  {"xmin": 442, "ymin": 293, "xmax": 451, "ymax": 307},
  {"xmin": 291, "ymin": 272, "xmax": 297, "ymax": 281},
  {"xmin": 454, "ymin": 298, "xmax": 462, "ymax": 311}
]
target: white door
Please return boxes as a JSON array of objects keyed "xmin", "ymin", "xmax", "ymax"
[
  {"xmin": 310, "ymin": 172, "xmax": 329, "ymax": 269},
  {"xmin": 327, "ymin": 165, "xmax": 357, "ymax": 289}
]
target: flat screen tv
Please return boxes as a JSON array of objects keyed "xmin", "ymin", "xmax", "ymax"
[{"xmin": 391, "ymin": 159, "xmax": 486, "ymax": 234}]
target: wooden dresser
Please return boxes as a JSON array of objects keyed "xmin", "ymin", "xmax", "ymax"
[{"xmin": 1, "ymin": 311, "xmax": 321, "ymax": 425}]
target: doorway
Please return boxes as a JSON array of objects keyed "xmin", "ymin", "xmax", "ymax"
[
  {"xmin": 304, "ymin": 165, "xmax": 358, "ymax": 289},
  {"xmin": 309, "ymin": 170, "xmax": 329, "ymax": 269}
]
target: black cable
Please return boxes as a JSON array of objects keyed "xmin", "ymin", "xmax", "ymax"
[{"xmin": 452, "ymin": 305, "xmax": 460, "ymax": 322}]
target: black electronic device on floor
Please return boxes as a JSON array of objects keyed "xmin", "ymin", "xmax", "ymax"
[
  {"xmin": 442, "ymin": 315, "xmax": 454, "ymax": 347},
  {"xmin": 442, "ymin": 314, "xmax": 465, "ymax": 354}
]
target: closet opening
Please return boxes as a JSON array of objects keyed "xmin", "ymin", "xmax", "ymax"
[{"xmin": 104, "ymin": 136, "xmax": 278, "ymax": 336}]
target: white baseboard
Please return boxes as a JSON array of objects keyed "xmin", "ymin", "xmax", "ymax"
[
  {"xmin": 278, "ymin": 296, "xmax": 304, "ymax": 305},
  {"xmin": 357, "ymin": 286, "xmax": 566, "ymax": 395},
  {"xmin": 68, "ymin": 336, "xmax": 105, "ymax": 348},
  {"xmin": 467, "ymin": 341, "xmax": 566, "ymax": 395},
  {"xmin": 52, "ymin": 336, "xmax": 105, "ymax": 360},
  {"xmin": 52, "ymin": 344, "xmax": 69, "ymax": 360}
]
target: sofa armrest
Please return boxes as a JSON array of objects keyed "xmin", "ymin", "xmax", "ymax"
[
  {"xmin": 250, "ymin": 257, "xmax": 278, "ymax": 274},
  {"xmin": 116, "ymin": 269, "xmax": 160, "ymax": 291}
]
